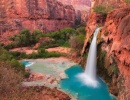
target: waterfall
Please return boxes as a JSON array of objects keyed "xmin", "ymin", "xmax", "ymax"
[
  {"xmin": 77, "ymin": 28, "xmax": 100, "ymax": 88},
  {"xmin": 85, "ymin": 28, "xmax": 100, "ymax": 79}
]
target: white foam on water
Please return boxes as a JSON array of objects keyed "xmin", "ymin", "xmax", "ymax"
[
  {"xmin": 25, "ymin": 62, "xmax": 34, "ymax": 67},
  {"xmin": 76, "ymin": 73, "xmax": 99, "ymax": 88}
]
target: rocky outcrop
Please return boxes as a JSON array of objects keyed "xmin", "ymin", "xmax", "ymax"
[
  {"xmin": 82, "ymin": 6, "xmax": 130, "ymax": 100},
  {"xmin": 57, "ymin": 0, "xmax": 91, "ymax": 25},
  {"xmin": 102, "ymin": 7, "xmax": 130, "ymax": 100},
  {"xmin": 0, "ymin": 0, "xmax": 75, "ymax": 44}
]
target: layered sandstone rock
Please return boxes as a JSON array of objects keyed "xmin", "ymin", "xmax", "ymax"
[
  {"xmin": 57, "ymin": 0, "xmax": 91, "ymax": 24},
  {"xmin": 102, "ymin": 7, "xmax": 130, "ymax": 100},
  {"xmin": 82, "ymin": 6, "xmax": 130, "ymax": 100},
  {"xmin": 0, "ymin": 0, "xmax": 75, "ymax": 44}
]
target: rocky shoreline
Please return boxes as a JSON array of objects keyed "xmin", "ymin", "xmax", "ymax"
[{"xmin": 22, "ymin": 57, "xmax": 77, "ymax": 100}]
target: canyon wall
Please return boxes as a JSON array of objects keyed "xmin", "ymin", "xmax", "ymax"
[
  {"xmin": 82, "ymin": 5, "xmax": 130, "ymax": 100},
  {"xmin": 0, "ymin": 0, "xmax": 75, "ymax": 44},
  {"xmin": 57, "ymin": 0, "xmax": 91, "ymax": 25}
]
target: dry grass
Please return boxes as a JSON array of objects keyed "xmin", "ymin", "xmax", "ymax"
[{"xmin": 0, "ymin": 61, "xmax": 71, "ymax": 100}]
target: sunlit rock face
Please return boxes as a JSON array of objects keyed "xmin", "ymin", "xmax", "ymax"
[
  {"xmin": 0, "ymin": 0, "xmax": 75, "ymax": 44},
  {"xmin": 102, "ymin": 7, "xmax": 130, "ymax": 100},
  {"xmin": 57, "ymin": 0, "xmax": 91, "ymax": 24},
  {"xmin": 82, "ymin": 6, "xmax": 130, "ymax": 100}
]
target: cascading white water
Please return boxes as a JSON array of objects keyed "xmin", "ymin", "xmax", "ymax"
[
  {"xmin": 77, "ymin": 28, "xmax": 100, "ymax": 88},
  {"xmin": 85, "ymin": 28, "xmax": 100, "ymax": 79}
]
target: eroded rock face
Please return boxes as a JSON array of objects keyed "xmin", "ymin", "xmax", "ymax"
[
  {"xmin": 81, "ymin": 12, "xmax": 106, "ymax": 55},
  {"xmin": 82, "ymin": 6, "xmax": 130, "ymax": 100},
  {"xmin": 0, "ymin": 0, "xmax": 75, "ymax": 44},
  {"xmin": 102, "ymin": 7, "xmax": 130, "ymax": 100},
  {"xmin": 57, "ymin": 0, "xmax": 91, "ymax": 24}
]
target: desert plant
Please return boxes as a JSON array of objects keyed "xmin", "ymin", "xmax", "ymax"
[
  {"xmin": 24, "ymin": 72, "xmax": 30, "ymax": 78},
  {"xmin": 0, "ymin": 61, "xmax": 43, "ymax": 100},
  {"xmin": 93, "ymin": 5, "xmax": 113, "ymax": 15},
  {"xmin": 69, "ymin": 34, "xmax": 85, "ymax": 55},
  {"xmin": 0, "ymin": 47, "xmax": 25, "ymax": 72},
  {"xmin": 0, "ymin": 61, "xmax": 23, "ymax": 99},
  {"xmin": 9, "ymin": 29, "xmax": 44, "ymax": 48},
  {"xmin": 76, "ymin": 27, "xmax": 86, "ymax": 35},
  {"xmin": 124, "ymin": 0, "xmax": 130, "ymax": 4}
]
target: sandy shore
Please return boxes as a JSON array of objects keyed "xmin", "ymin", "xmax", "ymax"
[
  {"xmin": 10, "ymin": 46, "xmax": 71, "ymax": 55},
  {"xmin": 46, "ymin": 47, "xmax": 71, "ymax": 54},
  {"xmin": 10, "ymin": 47, "xmax": 37, "ymax": 54}
]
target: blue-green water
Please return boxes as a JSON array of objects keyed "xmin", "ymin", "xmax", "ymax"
[
  {"xmin": 22, "ymin": 60, "xmax": 116, "ymax": 100},
  {"xmin": 60, "ymin": 65, "xmax": 116, "ymax": 100},
  {"xmin": 21, "ymin": 60, "xmax": 34, "ymax": 67}
]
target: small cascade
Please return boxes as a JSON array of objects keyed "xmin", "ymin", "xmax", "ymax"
[{"xmin": 77, "ymin": 28, "xmax": 100, "ymax": 87}]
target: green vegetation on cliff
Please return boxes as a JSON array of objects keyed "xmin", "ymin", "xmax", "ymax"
[
  {"xmin": 6, "ymin": 27, "xmax": 86, "ymax": 57},
  {"xmin": 93, "ymin": 5, "xmax": 113, "ymax": 15},
  {"xmin": 8, "ymin": 29, "xmax": 44, "ymax": 49},
  {"xmin": 0, "ymin": 47, "xmax": 24, "ymax": 72},
  {"xmin": 125, "ymin": 0, "xmax": 130, "ymax": 4}
]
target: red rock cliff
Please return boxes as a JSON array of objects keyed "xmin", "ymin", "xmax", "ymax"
[
  {"xmin": 0, "ymin": 0, "xmax": 75, "ymax": 44},
  {"xmin": 57, "ymin": 0, "xmax": 91, "ymax": 24},
  {"xmin": 82, "ymin": 6, "xmax": 130, "ymax": 100}
]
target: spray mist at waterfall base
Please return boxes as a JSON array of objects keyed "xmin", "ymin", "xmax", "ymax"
[{"xmin": 76, "ymin": 73, "xmax": 100, "ymax": 88}]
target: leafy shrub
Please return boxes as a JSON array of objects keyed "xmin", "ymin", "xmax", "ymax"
[
  {"xmin": 31, "ymin": 30, "xmax": 44, "ymax": 43},
  {"xmin": 8, "ymin": 59, "xmax": 25, "ymax": 72},
  {"xmin": 44, "ymin": 52, "xmax": 62, "ymax": 58},
  {"xmin": 56, "ymin": 40, "xmax": 65, "ymax": 46},
  {"xmin": 76, "ymin": 27, "xmax": 86, "ymax": 35},
  {"xmin": 93, "ymin": 5, "xmax": 113, "ymax": 15},
  {"xmin": 9, "ymin": 51, "xmax": 21, "ymax": 59},
  {"xmin": 62, "ymin": 41, "xmax": 70, "ymax": 47},
  {"xmin": 124, "ymin": 0, "xmax": 130, "ymax": 4},
  {"xmin": 24, "ymin": 72, "xmax": 30, "ymax": 78},
  {"xmin": 20, "ymin": 52, "xmax": 27, "ymax": 58},
  {"xmin": 9, "ymin": 51, "xmax": 27, "ymax": 59},
  {"xmin": 4, "ymin": 43, "xmax": 15, "ymax": 50},
  {"xmin": 45, "ymin": 28, "xmax": 78, "ymax": 46},
  {"xmin": 38, "ymin": 39, "xmax": 57, "ymax": 49},
  {"xmin": 27, "ymin": 52, "xmax": 38, "ymax": 59},
  {"xmin": 0, "ymin": 47, "xmax": 25, "ymax": 72},
  {"xmin": 25, "ymin": 48, "xmax": 62, "ymax": 59},
  {"xmin": 69, "ymin": 34, "xmax": 85, "ymax": 54},
  {"xmin": 39, "ymin": 43, "xmax": 58, "ymax": 49},
  {"xmin": 0, "ymin": 47, "xmax": 14, "ymax": 60},
  {"xmin": 9, "ymin": 29, "xmax": 44, "ymax": 48}
]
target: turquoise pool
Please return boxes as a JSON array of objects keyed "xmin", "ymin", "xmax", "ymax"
[{"xmin": 60, "ymin": 65, "xmax": 116, "ymax": 100}]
